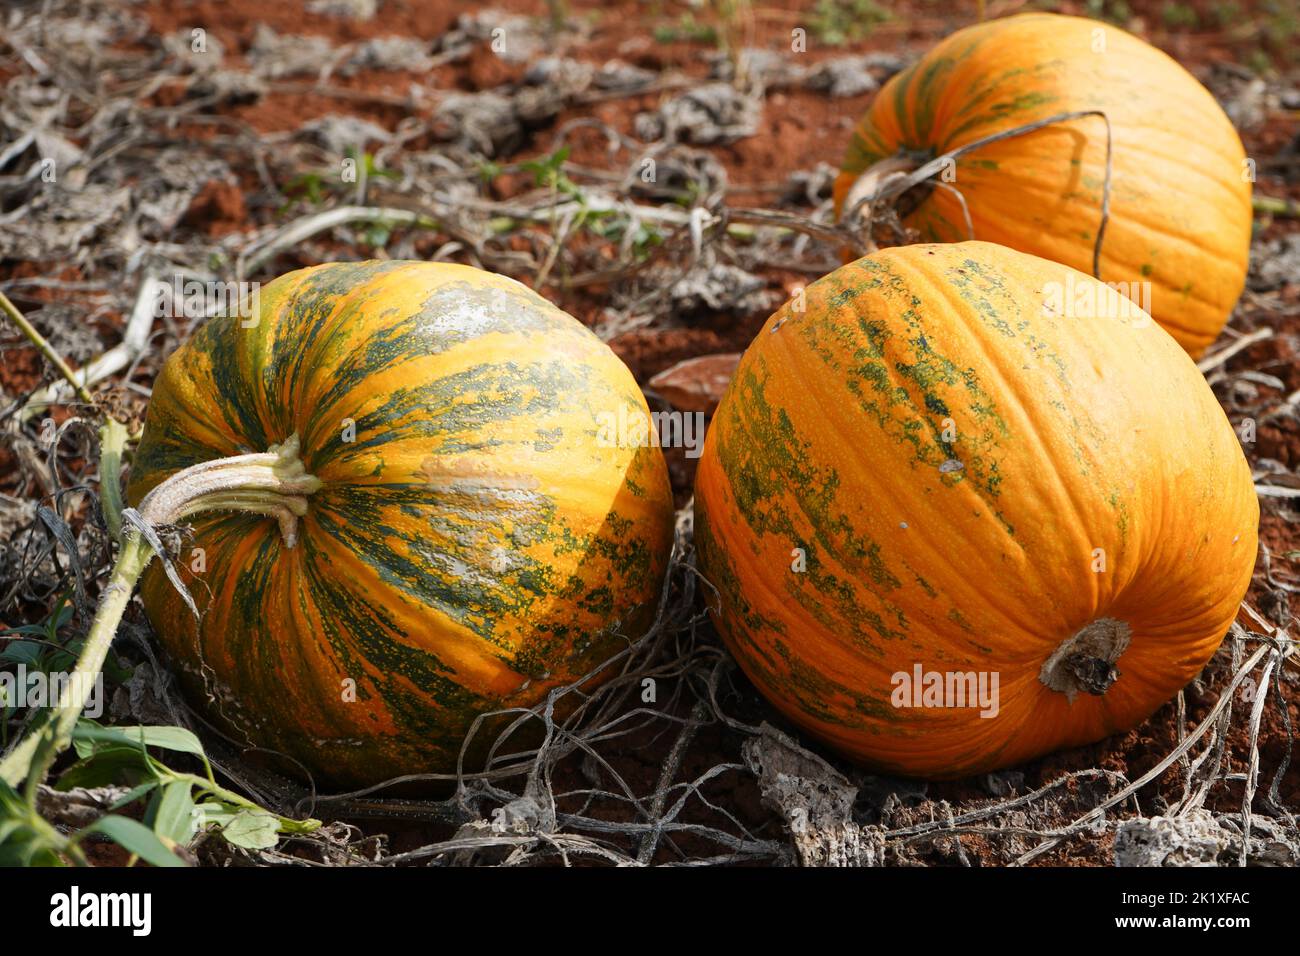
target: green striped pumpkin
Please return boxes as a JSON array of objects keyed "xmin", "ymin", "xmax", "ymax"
[{"xmin": 127, "ymin": 261, "xmax": 674, "ymax": 787}]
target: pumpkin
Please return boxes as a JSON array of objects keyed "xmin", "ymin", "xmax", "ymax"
[
  {"xmin": 694, "ymin": 241, "xmax": 1256, "ymax": 779},
  {"xmin": 127, "ymin": 260, "xmax": 674, "ymax": 787},
  {"xmin": 834, "ymin": 12, "xmax": 1252, "ymax": 359}
]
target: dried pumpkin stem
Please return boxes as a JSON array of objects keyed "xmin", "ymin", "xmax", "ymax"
[
  {"xmin": 1039, "ymin": 617, "xmax": 1132, "ymax": 703},
  {"xmin": 839, "ymin": 154, "xmax": 920, "ymax": 254},
  {"xmin": 844, "ymin": 109, "xmax": 1114, "ymax": 277},
  {"xmin": 0, "ymin": 435, "xmax": 322, "ymax": 791}
]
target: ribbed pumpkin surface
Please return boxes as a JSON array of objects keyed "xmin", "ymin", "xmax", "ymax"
[
  {"xmin": 834, "ymin": 12, "xmax": 1252, "ymax": 358},
  {"xmin": 694, "ymin": 241, "xmax": 1257, "ymax": 779},
  {"xmin": 127, "ymin": 261, "xmax": 674, "ymax": 786}
]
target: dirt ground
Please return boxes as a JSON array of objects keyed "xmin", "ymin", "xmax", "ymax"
[{"xmin": 1, "ymin": 0, "xmax": 1298, "ymax": 866}]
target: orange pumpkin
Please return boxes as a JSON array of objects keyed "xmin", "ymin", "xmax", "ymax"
[
  {"xmin": 834, "ymin": 12, "xmax": 1252, "ymax": 358},
  {"xmin": 694, "ymin": 241, "xmax": 1257, "ymax": 779}
]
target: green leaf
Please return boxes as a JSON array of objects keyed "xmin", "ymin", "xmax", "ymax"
[
  {"xmin": 1, "ymin": 621, "xmax": 43, "ymax": 636},
  {"xmin": 57, "ymin": 746, "xmax": 152, "ymax": 789},
  {"xmin": 73, "ymin": 721, "xmax": 206, "ymax": 758},
  {"xmin": 0, "ymin": 818, "xmax": 25, "ymax": 845},
  {"xmin": 1, "ymin": 637, "xmax": 44, "ymax": 664},
  {"xmin": 0, "ymin": 781, "xmax": 66, "ymax": 866},
  {"xmin": 0, "ymin": 775, "xmax": 24, "ymax": 807},
  {"xmin": 106, "ymin": 782, "xmax": 160, "ymax": 812},
  {"xmin": 81, "ymin": 815, "xmax": 186, "ymax": 867},
  {"xmin": 220, "ymin": 810, "xmax": 281, "ymax": 850},
  {"xmin": 522, "ymin": 145, "xmax": 572, "ymax": 188},
  {"xmin": 1, "ymin": 623, "xmax": 51, "ymax": 638},
  {"xmin": 190, "ymin": 800, "xmax": 239, "ymax": 827},
  {"xmin": 0, "ymin": 836, "xmax": 64, "ymax": 867},
  {"xmin": 50, "ymin": 592, "xmax": 74, "ymax": 625},
  {"xmin": 0, "ymin": 782, "xmax": 70, "ymax": 865},
  {"xmin": 149, "ymin": 781, "xmax": 196, "ymax": 847}
]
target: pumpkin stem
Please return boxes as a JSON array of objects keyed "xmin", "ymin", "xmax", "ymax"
[
  {"xmin": 841, "ymin": 154, "xmax": 918, "ymax": 252},
  {"xmin": 0, "ymin": 435, "xmax": 322, "ymax": 792},
  {"xmin": 135, "ymin": 432, "xmax": 322, "ymax": 548},
  {"xmin": 1039, "ymin": 617, "xmax": 1132, "ymax": 702},
  {"xmin": 843, "ymin": 109, "xmax": 1114, "ymax": 278}
]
